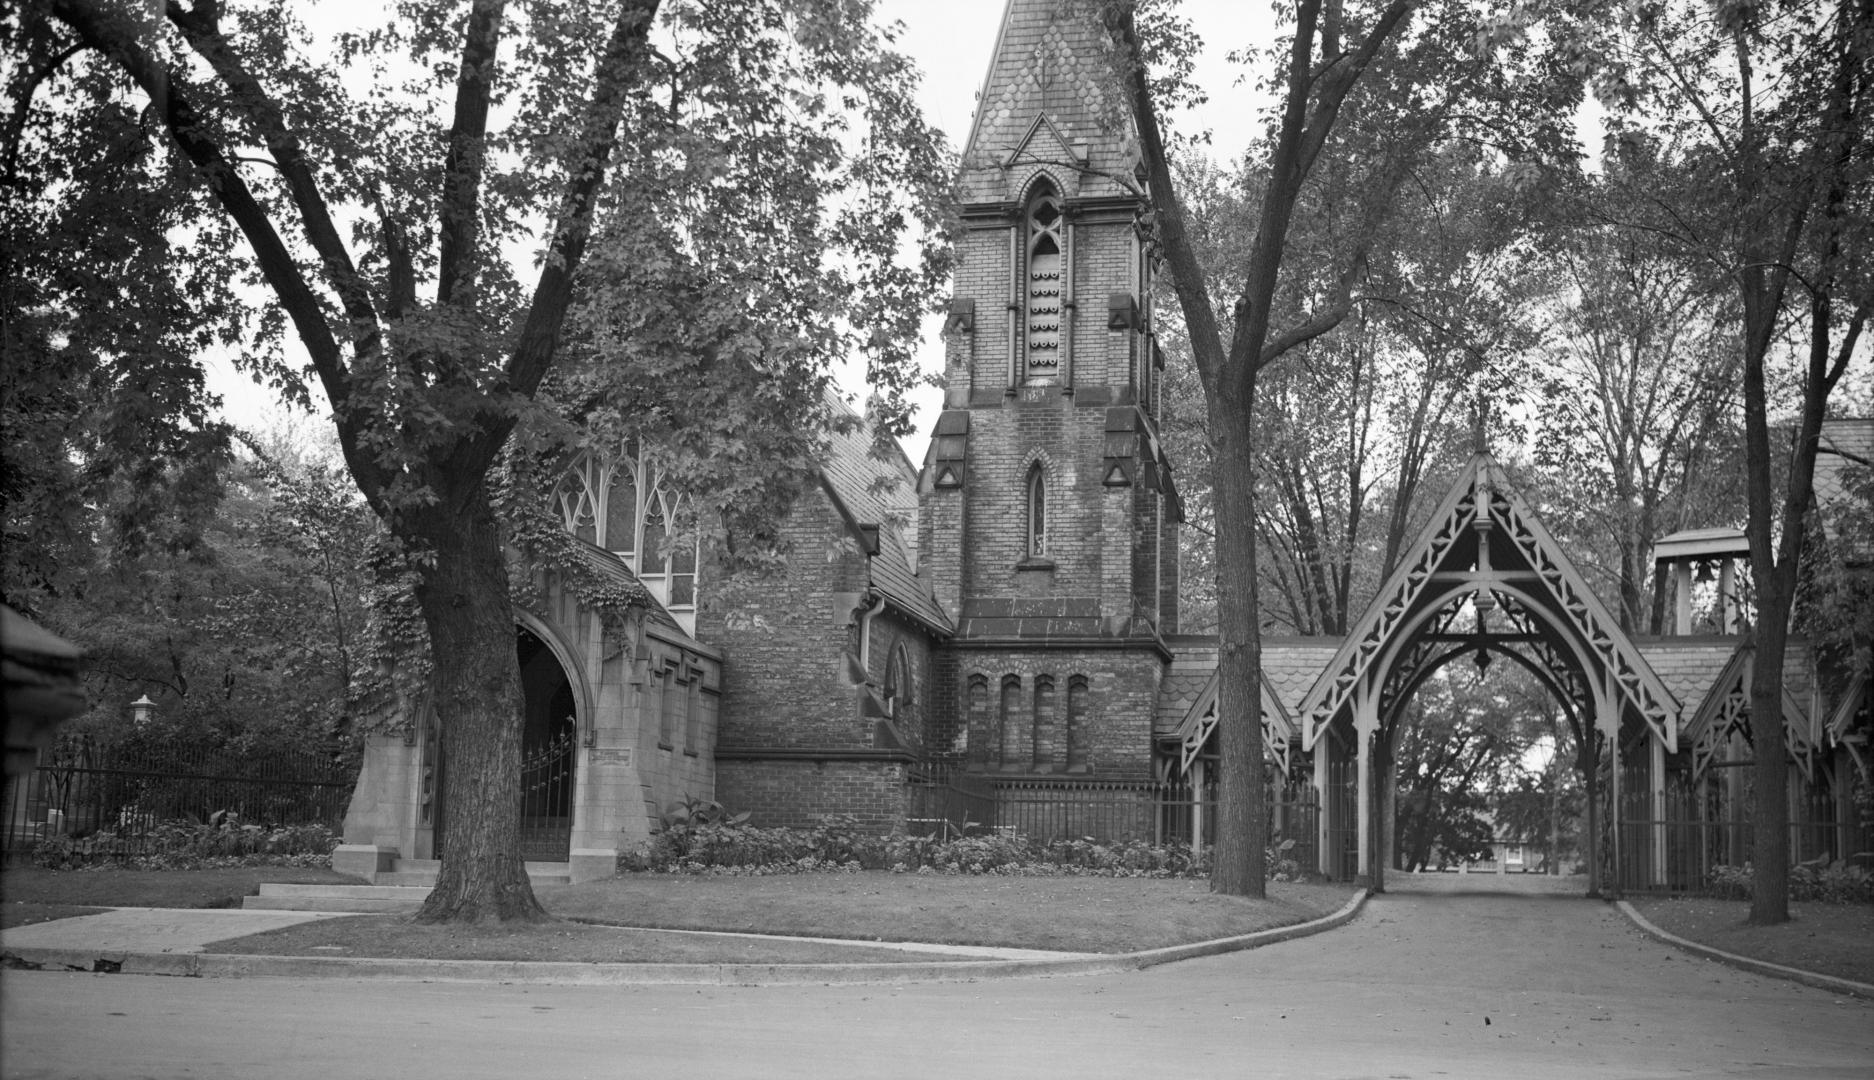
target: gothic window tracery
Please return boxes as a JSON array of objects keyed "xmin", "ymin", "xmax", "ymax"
[
  {"xmin": 1023, "ymin": 180, "xmax": 1064, "ymax": 384},
  {"xmin": 551, "ymin": 452, "xmax": 701, "ymax": 614},
  {"xmin": 555, "ymin": 467, "xmax": 598, "ymax": 545}
]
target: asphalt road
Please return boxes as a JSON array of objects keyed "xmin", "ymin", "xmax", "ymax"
[{"xmin": 4, "ymin": 875, "xmax": 1869, "ymax": 1080}]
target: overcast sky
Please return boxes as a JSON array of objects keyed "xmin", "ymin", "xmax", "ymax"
[{"xmin": 205, "ymin": 2, "xmax": 1279, "ymax": 454}]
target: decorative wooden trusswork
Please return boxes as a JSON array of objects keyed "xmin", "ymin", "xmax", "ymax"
[
  {"xmin": 1303, "ymin": 490, "xmax": 1475, "ymax": 743},
  {"xmin": 1488, "ymin": 483, "xmax": 1678, "ymax": 744},
  {"xmin": 1684, "ymin": 643, "xmax": 1818, "ymax": 782},
  {"xmin": 1297, "ymin": 455, "xmax": 1681, "ymax": 751},
  {"xmin": 1174, "ymin": 672, "xmax": 1296, "ymax": 775}
]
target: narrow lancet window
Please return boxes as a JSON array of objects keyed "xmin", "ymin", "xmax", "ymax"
[{"xmin": 1027, "ymin": 463, "xmax": 1048, "ymax": 558}]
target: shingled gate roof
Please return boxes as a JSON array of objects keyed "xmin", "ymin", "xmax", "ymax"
[
  {"xmin": 1680, "ymin": 637, "xmax": 1822, "ymax": 782},
  {"xmin": 1155, "ymin": 637, "xmax": 1343, "ymax": 776}
]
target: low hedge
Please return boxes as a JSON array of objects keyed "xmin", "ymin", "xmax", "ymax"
[
  {"xmin": 27, "ymin": 820, "xmax": 338, "ymax": 871},
  {"xmin": 622, "ymin": 811, "xmax": 1305, "ymax": 880}
]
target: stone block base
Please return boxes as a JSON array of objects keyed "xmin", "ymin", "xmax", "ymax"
[
  {"xmin": 569, "ymin": 848, "xmax": 618, "ymax": 884},
  {"xmin": 333, "ymin": 844, "xmax": 398, "ymax": 883}
]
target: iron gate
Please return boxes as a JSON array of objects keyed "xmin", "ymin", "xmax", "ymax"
[{"xmin": 517, "ymin": 730, "xmax": 576, "ymax": 861}]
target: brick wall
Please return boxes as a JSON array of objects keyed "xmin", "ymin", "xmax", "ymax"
[
  {"xmin": 698, "ymin": 492, "xmax": 869, "ymax": 750},
  {"xmin": 715, "ymin": 760, "xmax": 910, "ymax": 833},
  {"xmin": 953, "ymin": 646, "xmax": 1162, "ymax": 779}
]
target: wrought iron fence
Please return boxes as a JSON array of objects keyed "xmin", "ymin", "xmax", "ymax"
[
  {"xmin": 1325, "ymin": 759, "xmax": 1358, "ymax": 881},
  {"xmin": 1, "ymin": 733, "xmax": 356, "ymax": 864},
  {"xmin": 1613, "ymin": 766, "xmax": 1867, "ymax": 892},
  {"xmin": 905, "ymin": 764, "xmax": 1321, "ymax": 870}
]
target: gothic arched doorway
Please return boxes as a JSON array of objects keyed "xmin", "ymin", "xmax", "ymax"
[{"xmin": 517, "ymin": 625, "xmax": 578, "ymax": 861}]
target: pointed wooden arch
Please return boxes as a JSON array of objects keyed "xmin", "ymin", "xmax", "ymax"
[
  {"xmin": 1171, "ymin": 670, "xmax": 1297, "ymax": 775},
  {"xmin": 1296, "ymin": 454, "xmax": 1680, "ymax": 751},
  {"xmin": 1683, "ymin": 640, "xmax": 1818, "ymax": 782}
]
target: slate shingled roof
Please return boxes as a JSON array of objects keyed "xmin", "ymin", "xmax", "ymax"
[
  {"xmin": 1652, "ymin": 636, "xmax": 1819, "ymax": 748},
  {"xmin": 958, "ymin": 0, "xmax": 1135, "ymax": 204},
  {"xmin": 817, "ymin": 395, "xmax": 952, "ymax": 636},
  {"xmin": 1815, "ymin": 418, "xmax": 1872, "ymax": 562},
  {"xmin": 1814, "ymin": 418, "xmax": 1873, "ymax": 510},
  {"xmin": 1637, "ymin": 638, "xmax": 1740, "ymax": 722},
  {"xmin": 1154, "ymin": 637, "xmax": 1346, "ymax": 740},
  {"xmin": 1155, "ymin": 638, "xmax": 1219, "ymax": 739}
]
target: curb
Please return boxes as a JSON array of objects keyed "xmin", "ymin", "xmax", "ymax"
[
  {"xmin": 0, "ymin": 890, "xmax": 1368, "ymax": 987},
  {"xmin": 1613, "ymin": 900, "xmax": 1874, "ymax": 1000}
]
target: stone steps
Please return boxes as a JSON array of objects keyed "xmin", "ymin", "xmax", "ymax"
[{"xmin": 242, "ymin": 861, "xmax": 573, "ymax": 912}]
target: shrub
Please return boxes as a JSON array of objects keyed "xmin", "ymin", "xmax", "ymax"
[
  {"xmin": 626, "ymin": 803, "xmax": 1314, "ymax": 881},
  {"xmin": 1707, "ymin": 859, "xmax": 1874, "ymax": 904},
  {"xmin": 30, "ymin": 818, "xmax": 338, "ymax": 870}
]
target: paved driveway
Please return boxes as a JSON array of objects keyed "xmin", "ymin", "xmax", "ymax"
[{"xmin": 4, "ymin": 874, "xmax": 1868, "ymax": 1079}]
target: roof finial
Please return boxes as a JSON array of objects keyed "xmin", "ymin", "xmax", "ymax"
[{"xmin": 1470, "ymin": 390, "xmax": 1490, "ymax": 457}]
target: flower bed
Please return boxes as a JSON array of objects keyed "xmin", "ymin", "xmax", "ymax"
[{"xmin": 624, "ymin": 805, "xmax": 1304, "ymax": 880}]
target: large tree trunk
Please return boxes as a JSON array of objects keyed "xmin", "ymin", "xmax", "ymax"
[
  {"xmin": 1580, "ymin": 731, "xmax": 1601, "ymax": 898},
  {"xmin": 1746, "ymin": 595, "xmax": 1793, "ymax": 925},
  {"xmin": 1210, "ymin": 394, "xmax": 1267, "ymax": 897},
  {"xmin": 409, "ymin": 483, "xmax": 545, "ymax": 923}
]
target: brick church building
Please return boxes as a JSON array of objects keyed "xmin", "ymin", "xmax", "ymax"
[
  {"xmin": 339, "ymin": 0, "xmax": 1868, "ymax": 889},
  {"xmin": 340, "ymin": 0, "xmax": 1195, "ymax": 881}
]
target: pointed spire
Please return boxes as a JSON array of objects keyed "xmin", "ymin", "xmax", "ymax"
[{"xmin": 958, "ymin": 0, "xmax": 1136, "ymax": 206}]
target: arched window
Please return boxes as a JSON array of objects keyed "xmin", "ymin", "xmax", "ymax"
[
  {"xmin": 1026, "ymin": 462, "xmax": 1048, "ymax": 558},
  {"xmin": 602, "ymin": 459, "xmax": 638, "ymax": 555},
  {"xmin": 1023, "ymin": 181, "xmax": 1064, "ymax": 384},
  {"xmin": 554, "ymin": 459, "xmax": 598, "ymax": 544},
  {"xmin": 1032, "ymin": 674, "xmax": 1056, "ymax": 771},
  {"xmin": 966, "ymin": 674, "xmax": 990, "ymax": 764},
  {"xmin": 667, "ymin": 494, "xmax": 697, "ymax": 609},
  {"xmin": 999, "ymin": 675, "xmax": 1023, "ymax": 770},
  {"xmin": 640, "ymin": 491, "xmax": 669, "ymax": 576},
  {"xmin": 1066, "ymin": 675, "xmax": 1090, "ymax": 771},
  {"xmin": 885, "ymin": 643, "xmax": 913, "ymax": 719},
  {"xmin": 555, "ymin": 452, "xmax": 702, "ymax": 617}
]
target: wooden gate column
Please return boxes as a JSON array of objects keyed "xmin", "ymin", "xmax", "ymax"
[
  {"xmin": 1354, "ymin": 684, "xmax": 1379, "ymax": 889},
  {"xmin": 1650, "ymin": 730, "xmax": 1667, "ymax": 888},
  {"xmin": 1605, "ymin": 671, "xmax": 1623, "ymax": 897},
  {"xmin": 1313, "ymin": 738, "xmax": 1332, "ymax": 878}
]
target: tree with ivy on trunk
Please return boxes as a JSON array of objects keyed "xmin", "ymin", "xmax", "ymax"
[
  {"xmin": 1105, "ymin": 0, "xmax": 1584, "ymax": 895},
  {"xmin": 14, "ymin": 0, "xmax": 947, "ymax": 921}
]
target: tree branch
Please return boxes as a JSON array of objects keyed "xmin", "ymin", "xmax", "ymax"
[
  {"xmin": 435, "ymin": 0, "xmax": 505, "ymax": 308},
  {"xmin": 449, "ymin": 0, "xmax": 664, "ymax": 489},
  {"xmin": 163, "ymin": 0, "xmax": 384, "ymax": 364}
]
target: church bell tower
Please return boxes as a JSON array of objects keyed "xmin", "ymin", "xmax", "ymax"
[{"xmin": 921, "ymin": 0, "xmax": 1180, "ymax": 779}]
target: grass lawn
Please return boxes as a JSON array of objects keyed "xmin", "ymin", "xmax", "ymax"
[
  {"xmin": 1630, "ymin": 896, "xmax": 1874, "ymax": 987},
  {"xmin": 0, "ymin": 903, "xmax": 107, "ymax": 930},
  {"xmin": 539, "ymin": 873, "xmax": 1356, "ymax": 954},
  {"xmin": 205, "ymin": 918, "xmax": 940, "ymax": 964},
  {"xmin": 190, "ymin": 873, "xmax": 1356, "ymax": 964},
  {"xmin": 1, "ymin": 866, "xmax": 360, "ymax": 911}
]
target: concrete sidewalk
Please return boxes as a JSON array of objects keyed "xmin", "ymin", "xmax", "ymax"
[
  {"xmin": 2, "ymin": 907, "xmax": 361, "ymax": 955},
  {"xmin": 0, "ymin": 892, "xmax": 1371, "ymax": 985}
]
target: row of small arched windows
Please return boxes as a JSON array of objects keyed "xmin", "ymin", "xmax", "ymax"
[{"xmin": 966, "ymin": 672, "xmax": 1091, "ymax": 773}]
